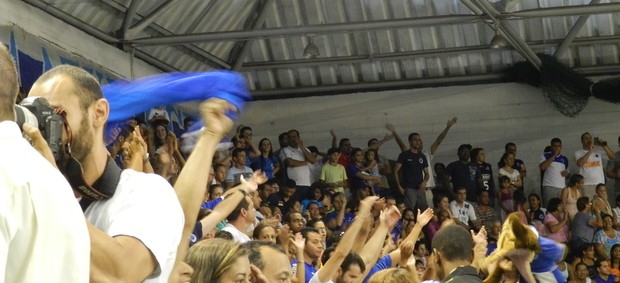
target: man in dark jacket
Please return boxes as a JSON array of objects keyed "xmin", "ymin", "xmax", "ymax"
[{"xmin": 433, "ymin": 225, "xmax": 483, "ymax": 283}]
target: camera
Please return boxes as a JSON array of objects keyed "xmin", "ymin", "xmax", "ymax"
[
  {"xmin": 594, "ymin": 137, "xmax": 608, "ymax": 147},
  {"xmin": 14, "ymin": 97, "xmax": 65, "ymax": 163}
]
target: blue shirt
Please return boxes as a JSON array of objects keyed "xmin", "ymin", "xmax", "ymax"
[
  {"xmin": 396, "ymin": 151, "xmax": 428, "ymax": 189},
  {"xmin": 363, "ymin": 254, "xmax": 393, "ymax": 283},
  {"xmin": 201, "ymin": 197, "xmax": 223, "ymax": 210},
  {"xmin": 291, "ymin": 258, "xmax": 317, "ymax": 283},
  {"xmin": 251, "ymin": 155, "xmax": 279, "ymax": 180}
]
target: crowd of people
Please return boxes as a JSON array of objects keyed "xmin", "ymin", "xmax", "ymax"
[{"xmin": 3, "ymin": 41, "xmax": 620, "ymax": 283}]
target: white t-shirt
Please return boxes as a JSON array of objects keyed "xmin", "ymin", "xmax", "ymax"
[
  {"xmin": 450, "ymin": 200, "xmax": 477, "ymax": 225},
  {"xmin": 423, "ymin": 149, "xmax": 436, "ymax": 188},
  {"xmin": 226, "ymin": 165, "xmax": 254, "ymax": 184},
  {"xmin": 575, "ymin": 149, "xmax": 606, "ymax": 185},
  {"xmin": 280, "ymin": 146, "xmax": 312, "ymax": 186},
  {"xmin": 499, "ymin": 168, "xmax": 521, "ymax": 183},
  {"xmin": 85, "ymin": 169, "xmax": 184, "ymax": 283},
  {"xmin": 222, "ymin": 223, "xmax": 251, "ymax": 244},
  {"xmin": 540, "ymin": 154, "xmax": 569, "ymax": 188},
  {"xmin": 309, "ymin": 272, "xmax": 334, "ymax": 283},
  {"xmin": 0, "ymin": 121, "xmax": 89, "ymax": 283}
]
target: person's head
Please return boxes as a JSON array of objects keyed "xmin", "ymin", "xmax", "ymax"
[
  {"xmin": 434, "ymin": 194, "xmax": 450, "ymax": 210},
  {"xmin": 308, "ymin": 183, "xmax": 324, "ymax": 201},
  {"xmin": 231, "ymin": 135, "xmax": 247, "ymax": 149},
  {"xmin": 287, "ymin": 129, "xmax": 300, "ymax": 147},
  {"xmin": 499, "ymin": 175, "xmax": 511, "ymax": 189},
  {"xmin": 432, "ymin": 225, "xmax": 474, "ymax": 279},
  {"xmin": 478, "ymin": 190, "xmax": 490, "ymax": 206},
  {"xmin": 232, "ymin": 148, "xmax": 247, "ymax": 167},
  {"xmin": 307, "ymin": 219, "xmax": 327, "ymax": 242},
  {"xmin": 596, "ymin": 259, "xmax": 611, "ymax": 276},
  {"xmin": 577, "ymin": 196, "xmax": 591, "ymax": 212},
  {"xmin": 327, "ymin": 147, "xmax": 341, "ymax": 163},
  {"xmin": 335, "ymin": 252, "xmax": 366, "ymax": 283},
  {"xmin": 457, "ymin": 144, "xmax": 472, "ymax": 161},
  {"xmin": 490, "ymin": 220, "xmax": 502, "ymax": 238},
  {"xmin": 350, "ymin": 147, "xmax": 364, "ymax": 163},
  {"xmin": 258, "ymin": 138, "xmax": 273, "ymax": 156},
  {"xmin": 182, "ymin": 116, "xmax": 195, "ymax": 130},
  {"xmin": 581, "ymin": 243, "xmax": 596, "ymax": 259},
  {"xmin": 271, "ymin": 206, "xmax": 282, "ymax": 219},
  {"xmin": 569, "ymin": 174, "xmax": 585, "ymax": 188},
  {"xmin": 550, "ymin": 137, "xmax": 562, "ymax": 153},
  {"xmin": 596, "ymin": 183, "xmax": 608, "ymax": 198},
  {"xmin": 29, "ymin": 65, "xmax": 106, "ymax": 165},
  {"xmin": 239, "ymin": 126, "xmax": 252, "ymax": 139},
  {"xmin": 513, "ymin": 190, "xmax": 526, "ymax": 209},
  {"xmin": 365, "ymin": 148, "xmax": 379, "ymax": 163},
  {"xmin": 528, "ymin": 193, "xmax": 541, "ymax": 210},
  {"xmin": 581, "ymin": 132, "xmax": 593, "ymax": 147},
  {"xmin": 186, "ymin": 238, "xmax": 250, "ymax": 283},
  {"xmin": 414, "ymin": 241, "xmax": 428, "ymax": 257},
  {"xmin": 285, "ymin": 212, "xmax": 304, "ymax": 233},
  {"xmin": 499, "ymin": 152, "xmax": 514, "ymax": 168},
  {"xmin": 333, "ymin": 192, "xmax": 346, "ymax": 210},
  {"xmin": 415, "ymin": 260, "xmax": 425, "ymax": 278},
  {"xmin": 252, "ymin": 223, "xmax": 276, "ymax": 243},
  {"xmin": 154, "ymin": 123, "xmax": 168, "ymax": 142},
  {"xmin": 339, "ymin": 138, "xmax": 352, "ymax": 155},
  {"xmin": 408, "ymin": 133, "xmax": 422, "ymax": 150},
  {"xmin": 470, "ymin": 147, "xmax": 485, "ymax": 164},
  {"xmin": 505, "ymin": 142, "xmax": 517, "ymax": 155},
  {"xmin": 301, "ymin": 227, "xmax": 324, "ymax": 260},
  {"xmin": 307, "ymin": 201, "xmax": 321, "ymax": 220},
  {"xmin": 437, "ymin": 208, "xmax": 451, "ymax": 223},
  {"xmin": 358, "ymin": 185, "xmax": 371, "ymax": 200},
  {"xmin": 278, "ymin": 132, "xmax": 289, "ymax": 148},
  {"xmin": 455, "ymin": 187, "xmax": 467, "ymax": 203},
  {"xmin": 434, "ymin": 162, "xmax": 446, "ymax": 176},
  {"xmin": 0, "ymin": 44, "xmax": 18, "ymax": 121},
  {"xmin": 208, "ymin": 184, "xmax": 224, "ymax": 200},
  {"xmin": 574, "ymin": 262, "xmax": 589, "ymax": 280},
  {"xmin": 243, "ymin": 241, "xmax": 292, "ymax": 283},
  {"xmin": 227, "ymin": 196, "xmax": 255, "ymax": 228},
  {"xmin": 402, "ymin": 208, "xmax": 415, "ymax": 223},
  {"xmin": 547, "ymin": 198, "xmax": 563, "ymax": 213},
  {"xmin": 257, "ymin": 182, "xmax": 274, "ymax": 201},
  {"xmin": 611, "ymin": 244, "xmax": 620, "ymax": 260},
  {"xmin": 283, "ymin": 179, "xmax": 297, "ymax": 198},
  {"xmin": 385, "ymin": 196, "xmax": 397, "ymax": 207},
  {"xmin": 214, "ymin": 163, "xmax": 228, "ymax": 184},
  {"xmin": 603, "ymin": 214, "xmax": 614, "ymax": 229},
  {"xmin": 367, "ymin": 267, "xmax": 417, "ymax": 283},
  {"xmin": 367, "ymin": 138, "xmax": 379, "ymax": 148}
]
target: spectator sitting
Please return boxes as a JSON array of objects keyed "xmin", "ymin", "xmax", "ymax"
[{"xmin": 185, "ymin": 239, "xmax": 250, "ymax": 282}]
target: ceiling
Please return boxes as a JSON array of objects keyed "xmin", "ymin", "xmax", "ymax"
[{"xmin": 24, "ymin": 0, "xmax": 620, "ymax": 100}]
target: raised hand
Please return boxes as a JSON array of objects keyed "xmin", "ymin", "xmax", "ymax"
[
  {"xmin": 290, "ymin": 232, "xmax": 305, "ymax": 252},
  {"xmin": 359, "ymin": 196, "xmax": 380, "ymax": 215},
  {"xmin": 239, "ymin": 170, "xmax": 267, "ymax": 194},
  {"xmin": 471, "ymin": 226, "xmax": 487, "ymax": 245},
  {"xmin": 381, "ymin": 205, "xmax": 402, "ymax": 228},
  {"xmin": 447, "ymin": 117, "xmax": 458, "ymax": 127},
  {"xmin": 385, "ymin": 123, "xmax": 396, "ymax": 133},
  {"xmin": 200, "ymin": 98, "xmax": 236, "ymax": 139},
  {"xmin": 416, "ymin": 208, "xmax": 434, "ymax": 227}
]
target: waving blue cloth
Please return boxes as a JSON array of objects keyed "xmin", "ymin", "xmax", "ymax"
[{"xmin": 103, "ymin": 71, "xmax": 252, "ymax": 124}]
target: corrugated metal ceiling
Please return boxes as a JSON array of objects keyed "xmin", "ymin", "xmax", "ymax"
[{"xmin": 24, "ymin": 0, "xmax": 620, "ymax": 99}]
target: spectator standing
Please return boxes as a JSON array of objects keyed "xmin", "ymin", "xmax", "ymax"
[
  {"xmin": 446, "ymin": 144, "xmax": 483, "ymax": 203},
  {"xmin": 575, "ymin": 132, "xmax": 616, "ymax": 200},
  {"xmin": 394, "ymin": 133, "xmax": 430, "ymax": 210},
  {"xmin": 540, "ymin": 138, "xmax": 570, "ymax": 206}
]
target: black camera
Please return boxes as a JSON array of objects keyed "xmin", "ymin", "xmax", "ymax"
[{"xmin": 14, "ymin": 97, "xmax": 65, "ymax": 163}]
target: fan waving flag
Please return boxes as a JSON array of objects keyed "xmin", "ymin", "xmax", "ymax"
[{"xmin": 103, "ymin": 71, "xmax": 252, "ymax": 124}]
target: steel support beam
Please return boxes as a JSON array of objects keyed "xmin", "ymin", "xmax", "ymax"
[
  {"xmin": 129, "ymin": 3, "xmax": 620, "ymax": 45},
  {"xmin": 120, "ymin": 0, "xmax": 141, "ymax": 38},
  {"xmin": 230, "ymin": 0, "xmax": 274, "ymax": 70},
  {"xmin": 239, "ymin": 35, "xmax": 620, "ymax": 70},
  {"xmin": 554, "ymin": 0, "xmax": 601, "ymax": 58},
  {"xmin": 125, "ymin": 0, "xmax": 176, "ymax": 40}
]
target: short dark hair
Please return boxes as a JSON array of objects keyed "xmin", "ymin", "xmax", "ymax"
[
  {"xmin": 432, "ymin": 225, "xmax": 473, "ymax": 262},
  {"xmin": 339, "ymin": 138, "xmax": 350, "ymax": 147},
  {"xmin": 367, "ymin": 138, "xmax": 378, "ymax": 147},
  {"xmin": 528, "ymin": 193, "xmax": 541, "ymax": 202},
  {"xmin": 301, "ymin": 227, "xmax": 320, "ymax": 244},
  {"xmin": 214, "ymin": 230, "xmax": 233, "ymax": 240},
  {"xmin": 34, "ymin": 65, "xmax": 103, "ymax": 111},
  {"xmin": 306, "ymin": 219, "xmax": 324, "ymax": 229},
  {"xmin": 227, "ymin": 197, "xmax": 250, "ymax": 222},
  {"xmin": 283, "ymin": 212, "xmax": 302, "ymax": 224},
  {"xmin": 470, "ymin": 147, "xmax": 483, "ymax": 163},
  {"xmin": 577, "ymin": 196, "xmax": 590, "ymax": 211},
  {"xmin": 547, "ymin": 198, "xmax": 562, "ymax": 213},
  {"xmin": 327, "ymin": 147, "xmax": 340, "ymax": 155},
  {"xmin": 243, "ymin": 241, "xmax": 285, "ymax": 270},
  {"xmin": 513, "ymin": 190, "xmax": 526, "ymax": 206},
  {"xmin": 499, "ymin": 175, "xmax": 511, "ymax": 184},
  {"xmin": 232, "ymin": 148, "xmax": 246, "ymax": 158},
  {"xmin": 341, "ymin": 252, "xmax": 366, "ymax": 274},
  {"xmin": 408, "ymin": 133, "xmax": 420, "ymax": 141},
  {"xmin": 596, "ymin": 183, "xmax": 606, "ymax": 192},
  {"xmin": 551, "ymin": 137, "xmax": 562, "ymax": 144},
  {"xmin": 505, "ymin": 142, "xmax": 516, "ymax": 152},
  {"xmin": 284, "ymin": 179, "xmax": 297, "ymax": 189},
  {"xmin": 568, "ymin": 174, "xmax": 584, "ymax": 187}
]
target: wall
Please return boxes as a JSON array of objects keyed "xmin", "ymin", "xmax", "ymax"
[
  {"xmin": 238, "ymin": 82, "xmax": 620, "ymax": 196},
  {"xmin": 0, "ymin": 0, "xmax": 160, "ymax": 79}
]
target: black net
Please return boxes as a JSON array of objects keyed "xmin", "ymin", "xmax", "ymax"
[{"xmin": 592, "ymin": 77, "xmax": 620, "ymax": 104}]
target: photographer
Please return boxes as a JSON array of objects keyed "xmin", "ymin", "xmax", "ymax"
[
  {"xmin": 0, "ymin": 46, "xmax": 89, "ymax": 282},
  {"xmin": 575, "ymin": 132, "xmax": 616, "ymax": 200},
  {"xmin": 27, "ymin": 65, "xmax": 183, "ymax": 283}
]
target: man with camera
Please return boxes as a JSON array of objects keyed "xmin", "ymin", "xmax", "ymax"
[
  {"xmin": 575, "ymin": 132, "xmax": 616, "ymax": 200},
  {"xmin": 27, "ymin": 65, "xmax": 183, "ymax": 283},
  {"xmin": 0, "ymin": 46, "xmax": 89, "ymax": 282}
]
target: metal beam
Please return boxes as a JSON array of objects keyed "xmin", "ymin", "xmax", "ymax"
[
  {"xmin": 120, "ymin": 0, "xmax": 141, "ymax": 38},
  {"xmin": 125, "ymin": 0, "xmax": 176, "ymax": 39},
  {"xmin": 99, "ymin": 0, "xmax": 230, "ymax": 69},
  {"xmin": 129, "ymin": 3, "xmax": 620, "ymax": 45},
  {"xmin": 251, "ymin": 64, "xmax": 620, "ymax": 99},
  {"xmin": 554, "ymin": 0, "xmax": 601, "ymax": 58},
  {"xmin": 239, "ymin": 34, "xmax": 620, "ymax": 70},
  {"xmin": 230, "ymin": 0, "xmax": 274, "ymax": 70}
]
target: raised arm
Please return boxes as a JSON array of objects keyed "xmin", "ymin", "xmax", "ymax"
[
  {"xmin": 386, "ymin": 124, "xmax": 407, "ymax": 152},
  {"xmin": 430, "ymin": 117, "xmax": 457, "ymax": 155},
  {"xmin": 316, "ymin": 196, "xmax": 379, "ymax": 282},
  {"xmin": 359, "ymin": 206, "xmax": 401, "ymax": 275}
]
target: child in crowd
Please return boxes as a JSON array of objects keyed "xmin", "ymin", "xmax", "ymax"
[{"xmin": 498, "ymin": 175, "xmax": 514, "ymax": 221}]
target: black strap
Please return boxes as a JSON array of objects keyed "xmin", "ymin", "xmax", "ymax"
[{"xmin": 66, "ymin": 157, "xmax": 122, "ymax": 206}]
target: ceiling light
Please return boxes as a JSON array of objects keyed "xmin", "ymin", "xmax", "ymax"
[
  {"xmin": 303, "ymin": 37, "xmax": 320, "ymax": 59},
  {"xmin": 490, "ymin": 25, "xmax": 508, "ymax": 49}
]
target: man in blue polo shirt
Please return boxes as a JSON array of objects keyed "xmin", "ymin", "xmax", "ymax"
[{"xmin": 394, "ymin": 133, "xmax": 429, "ymax": 211}]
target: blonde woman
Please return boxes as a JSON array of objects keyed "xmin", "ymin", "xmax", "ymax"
[{"xmin": 185, "ymin": 238, "xmax": 251, "ymax": 283}]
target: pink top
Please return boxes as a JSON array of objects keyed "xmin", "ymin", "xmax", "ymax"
[{"xmin": 544, "ymin": 213, "xmax": 569, "ymax": 243}]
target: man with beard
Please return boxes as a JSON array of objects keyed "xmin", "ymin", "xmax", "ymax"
[{"xmin": 28, "ymin": 65, "xmax": 183, "ymax": 283}]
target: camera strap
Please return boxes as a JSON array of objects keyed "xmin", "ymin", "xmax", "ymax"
[{"xmin": 66, "ymin": 156, "xmax": 122, "ymax": 211}]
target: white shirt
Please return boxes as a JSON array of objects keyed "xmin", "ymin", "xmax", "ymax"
[
  {"xmin": 222, "ymin": 223, "xmax": 251, "ymax": 243},
  {"xmin": 423, "ymin": 149, "xmax": 436, "ymax": 188},
  {"xmin": 280, "ymin": 146, "xmax": 312, "ymax": 186},
  {"xmin": 309, "ymin": 272, "xmax": 334, "ymax": 283},
  {"xmin": 0, "ymin": 121, "xmax": 89, "ymax": 283},
  {"xmin": 540, "ymin": 154, "xmax": 569, "ymax": 188},
  {"xmin": 450, "ymin": 200, "xmax": 477, "ymax": 225},
  {"xmin": 85, "ymin": 169, "xmax": 184, "ymax": 283},
  {"xmin": 575, "ymin": 149, "xmax": 606, "ymax": 185}
]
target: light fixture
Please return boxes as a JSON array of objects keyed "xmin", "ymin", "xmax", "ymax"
[
  {"xmin": 490, "ymin": 25, "xmax": 508, "ymax": 49},
  {"xmin": 303, "ymin": 37, "xmax": 320, "ymax": 59}
]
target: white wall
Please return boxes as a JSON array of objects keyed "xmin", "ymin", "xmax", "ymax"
[
  {"xmin": 0, "ymin": 0, "xmax": 160, "ymax": 79},
  {"xmin": 238, "ymin": 82, "xmax": 620, "ymax": 196}
]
